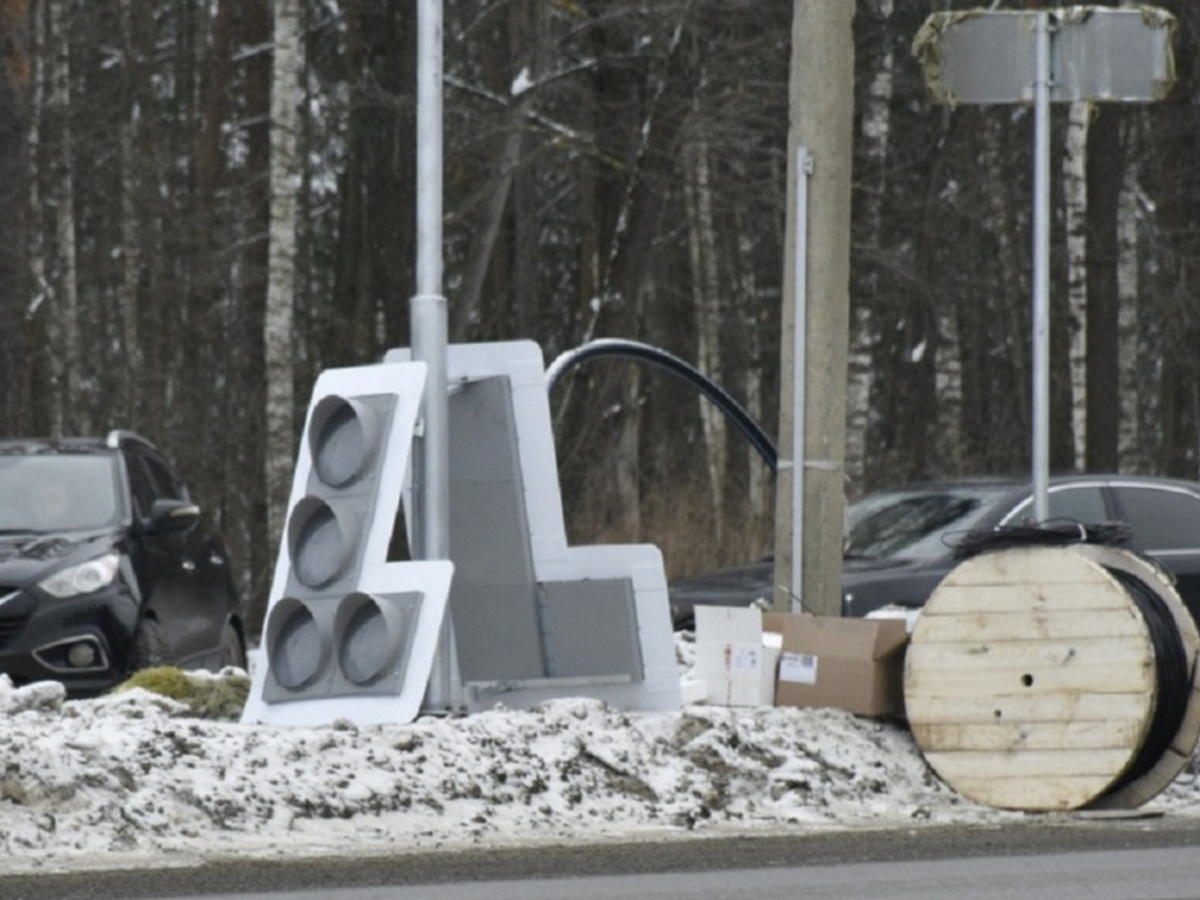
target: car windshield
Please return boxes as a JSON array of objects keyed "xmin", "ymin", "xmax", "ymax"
[
  {"xmin": 0, "ymin": 453, "xmax": 121, "ymax": 532},
  {"xmin": 844, "ymin": 485, "xmax": 1011, "ymax": 561}
]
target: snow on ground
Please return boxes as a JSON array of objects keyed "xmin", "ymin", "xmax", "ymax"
[{"xmin": 2, "ymin": 635, "xmax": 1200, "ymax": 876}]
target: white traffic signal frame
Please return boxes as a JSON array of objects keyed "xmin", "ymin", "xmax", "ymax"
[
  {"xmin": 385, "ymin": 340, "xmax": 681, "ymax": 713},
  {"xmin": 242, "ymin": 361, "xmax": 453, "ymax": 727}
]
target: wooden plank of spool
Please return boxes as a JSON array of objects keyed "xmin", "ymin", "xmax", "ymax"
[
  {"xmin": 1067, "ymin": 544, "xmax": 1200, "ymax": 811},
  {"xmin": 904, "ymin": 546, "xmax": 1155, "ymax": 811}
]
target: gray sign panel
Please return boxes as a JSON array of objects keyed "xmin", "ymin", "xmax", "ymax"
[{"xmin": 915, "ymin": 7, "xmax": 1175, "ymax": 106}]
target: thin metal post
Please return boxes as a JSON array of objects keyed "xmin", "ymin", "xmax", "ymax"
[
  {"xmin": 790, "ymin": 147, "xmax": 812, "ymax": 609},
  {"xmin": 1031, "ymin": 12, "xmax": 1051, "ymax": 522},
  {"xmin": 413, "ymin": 0, "xmax": 456, "ymax": 710}
]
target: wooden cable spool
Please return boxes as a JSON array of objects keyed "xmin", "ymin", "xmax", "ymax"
[{"xmin": 904, "ymin": 544, "xmax": 1200, "ymax": 812}]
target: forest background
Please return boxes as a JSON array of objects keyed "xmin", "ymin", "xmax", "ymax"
[{"xmin": 0, "ymin": 0, "xmax": 1197, "ymax": 637}]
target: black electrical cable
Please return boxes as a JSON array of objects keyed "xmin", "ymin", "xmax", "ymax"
[
  {"xmin": 1102, "ymin": 566, "xmax": 1191, "ymax": 796},
  {"xmin": 545, "ymin": 338, "xmax": 779, "ymax": 473},
  {"xmin": 950, "ymin": 520, "xmax": 1134, "ymax": 560}
]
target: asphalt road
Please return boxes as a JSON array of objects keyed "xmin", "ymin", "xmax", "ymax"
[{"xmin": 8, "ymin": 815, "xmax": 1200, "ymax": 900}]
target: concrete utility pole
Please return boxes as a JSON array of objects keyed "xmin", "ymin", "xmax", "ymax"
[{"xmin": 773, "ymin": 2, "xmax": 854, "ymax": 616}]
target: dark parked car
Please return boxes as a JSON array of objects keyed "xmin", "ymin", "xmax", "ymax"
[
  {"xmin": 668, "ymin": 474, "xmax": 1200, "ymax": 630},
  {"xmin": 0, "ymin": 431, "xmax": 246, "ymax": 696}
]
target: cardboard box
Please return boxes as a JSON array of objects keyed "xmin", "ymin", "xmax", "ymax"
[
  {"xmin": 693, "ymin": 606, "xmax": 780, "ymax": 706},
  {"xmin": 774, "ymin": 614, "xmax": 909, "ymax": 717}
]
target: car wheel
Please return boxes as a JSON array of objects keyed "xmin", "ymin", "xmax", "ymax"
[
  {"xmin": 132, "ymin": 616, "xmax": 170, "ymax": 670},
  {"xmin": 219, "ymin": 621, "xmax": 247, "ymax": 671}
]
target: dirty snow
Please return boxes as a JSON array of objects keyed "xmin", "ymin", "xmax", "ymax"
[{"xmin": 2, "ymin": 635, "xmax": 1199, "ymax": 876}]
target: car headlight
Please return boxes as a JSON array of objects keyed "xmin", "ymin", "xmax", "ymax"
[{"xmin": 39, "ymin": 553, "xmax": 120, "ymax": 598}]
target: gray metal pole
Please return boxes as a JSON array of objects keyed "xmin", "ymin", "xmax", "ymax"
[
  {"xmin": 1032, "ymin": 12, "xmax": 1051, "ymax": 522},
  {"xmin": 413, "ymin": 0, "xmax": 456, "ymax": 710},
  {"xmin": 789, "ymin": 147, "xmax": 812, "ymax": 609}
]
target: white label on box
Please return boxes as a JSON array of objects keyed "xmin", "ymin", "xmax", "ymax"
[
  {"xmin": 696, "ymin": 639, "xmax": 768, "ymax": 707},
  {"xmin": 731, "ymin": 645, "xmax": 760, "ymax": 671},
  {"xmin": 779, "ymin": 651, "xmax": 818, "ymax": 685}
]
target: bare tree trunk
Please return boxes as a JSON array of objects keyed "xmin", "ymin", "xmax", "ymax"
[
  {"xmin": 27, "ymin": 1, "xmax": 43, "ymax": 334},
  {"xmin": 264, "ymin": 0, "xmax": 302, "ymax": 553},
  {"xmin": 451, "ymin": 0, "xmax": 541, "ymax": 344},
  {"xmin": 1064, "ymin": 101, "xmax": 1089, "ymax": 471},
  {"xmin": 116, "ymin": 123, "xmax": 139, "ymax": 419},
  {"xmin": 615, "ymin": 362, "xmax": 642, "ymax": 540},
  {"xmin": 1149, "ymin": 32, "xmax": 1200, "ymax": 478},
  {"xmin": 237, "ymin": 0, "xmax": 273, "ymax": 635},
  {"xmin": 983, "ymin": 115, "xmax": 1031, "ymax": 465},
  {"xmin": 46, "ymin": 0, "xmax": 79, "ymax": 435},
  {"xmin": 934, "ymin": 309, "xmax": 962, "ymax": 472},
  {"xmin": 1117, "ymin": 147, "xmax": 1143, "ymax": 470},
  {"xmin": 847, "ymin": 0, "xmax": 894, "ymax": 492},
  {"xmin": 580, "ymin": 10, "xmax": 688, "ymax": 542},
  {"xmin": 1084, "ymin": 105, "xmax": 1121, "ymax": 473},
  {"xmin": 511, "ymin": 0, "xmax": 541, "ymax": 339},
  {"xmin": 452, "ymin": 101, "xmax": 527, "ymax": 343},
  {"xmin": 684, "ymin": 127, "xmax": 726, "ymax": 542},
  {"xmin": 0, "ymin": 0, "xmax": 32, "ymax": 435},
  {"xmin": 730, "ymin": 156, "xmax": 768, "ymax": 518},
  {"xmin": 116, "ymin": 0, "xmax": 142, "ymax": 424}
]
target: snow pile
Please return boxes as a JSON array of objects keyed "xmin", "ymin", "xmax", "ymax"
[{"xmin": 1, "ymin": 642, "xmax": 1199, "ymax": 875}]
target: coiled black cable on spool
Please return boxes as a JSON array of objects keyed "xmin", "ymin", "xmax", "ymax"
[
  {"xmin": 1101, "ymin": 565, "xmax": 1191, "ymax": 796},
  {"xmin": 949, "ymin": 521, "xmax": 1191, "ymax": 800}
]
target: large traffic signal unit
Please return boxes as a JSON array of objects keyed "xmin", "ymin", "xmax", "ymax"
[
  {"xmin": 245, "ymin": 341, "xmax": 680, "ymax": 727},
  {"xmin": 241, "ymin": 362, "xmax": 453, "ymax": 727}
]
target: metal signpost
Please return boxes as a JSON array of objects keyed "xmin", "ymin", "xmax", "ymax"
[
  {"xmin": 413, "ymin": 0, "xmax": 457, "ymax": 711},
  {"xmin": 914, "ymin": 7, "xmax": 1175, "ymax": 520}
]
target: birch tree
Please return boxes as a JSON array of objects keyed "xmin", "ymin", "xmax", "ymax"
[
  {"xmin": 1117, "ymin": 149, "xmax": 1144, "ymax": 470},
  {"xmin": 264, "ymin": 0, "xmax": 302, "ymax": 555},
  {"xmin": 1064, "ymin": 101, "xmax": 1089, "ymax": 470}
]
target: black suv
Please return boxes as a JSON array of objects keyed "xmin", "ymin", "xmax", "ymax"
[{"xmin": 0, "ymin": 430, "xmax": 245, "ymax": 696}]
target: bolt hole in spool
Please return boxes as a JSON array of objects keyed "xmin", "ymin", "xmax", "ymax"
[{"xmin": 904, "ymin": 539, "xmax": 1200, "ymax": 812}]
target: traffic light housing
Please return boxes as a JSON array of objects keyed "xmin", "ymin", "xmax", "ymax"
[{"xmin": 242, "ymin": 361, "xmax": 453, "ymax": 727}]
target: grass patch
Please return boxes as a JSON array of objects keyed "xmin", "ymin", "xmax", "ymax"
[{"xmin": 113, "ymin": 667, "xmax": 250, "ymax": 721}]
